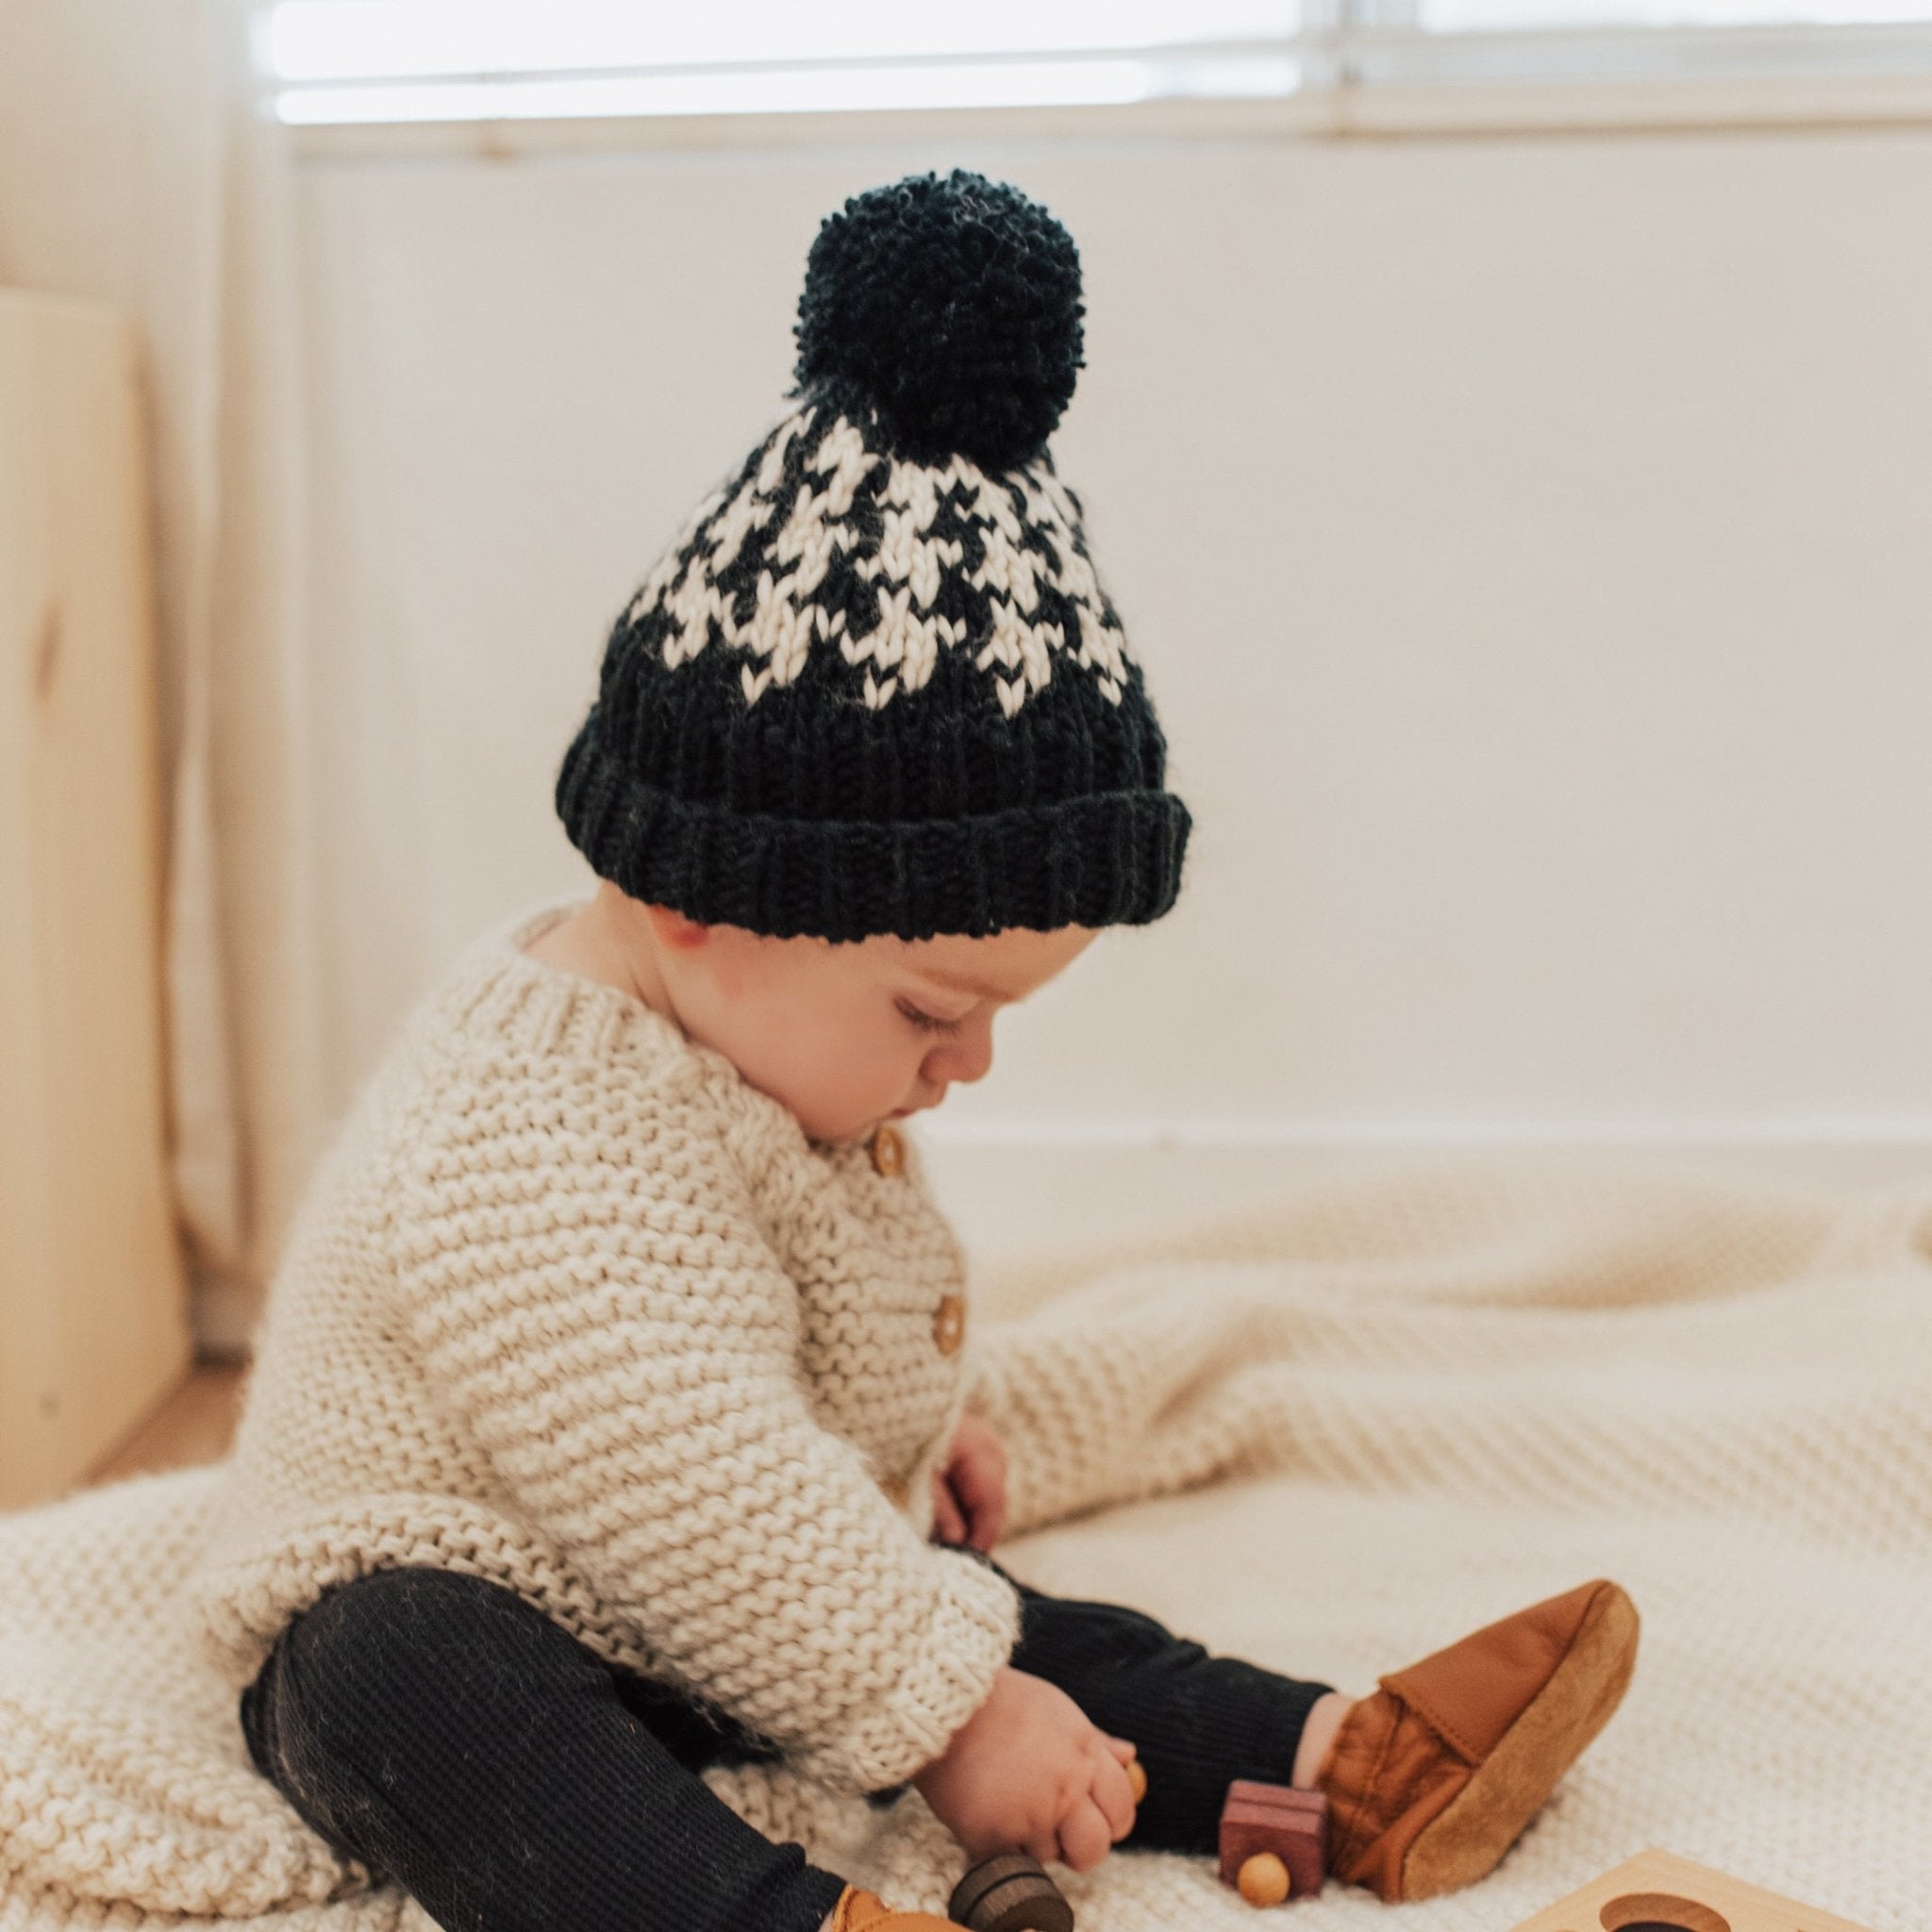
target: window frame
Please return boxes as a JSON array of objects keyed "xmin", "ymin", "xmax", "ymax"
[{"xmin": 269, "ymin": 5, "xmax": 1932, "ymax": 150}]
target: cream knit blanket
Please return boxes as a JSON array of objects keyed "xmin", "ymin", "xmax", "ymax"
[{"xmin": 2, "ymin": 1158, "xmax": 1925, "ymax": 1932}]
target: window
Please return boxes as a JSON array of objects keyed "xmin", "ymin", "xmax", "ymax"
[
  {"xmin": 266, "ymin": 0, "xmax": 1932, "ymax": 126},
  {"xmin": 267, "ymin": 1, "xmax": 1304, "ymax": 124},
  {"xmin": 1395, "ymin": 3, "xmax": 1932, "ymax": 21}
]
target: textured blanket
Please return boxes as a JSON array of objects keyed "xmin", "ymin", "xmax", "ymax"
[{"xmin": 3, "ymin": 1158, "xmax": 1926, "ymax": 1932}]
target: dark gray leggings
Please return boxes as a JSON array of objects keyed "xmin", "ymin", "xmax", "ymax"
[{"xmin": 240, "ymin": 1562, "xmax": 1328, "ymax": 1932}]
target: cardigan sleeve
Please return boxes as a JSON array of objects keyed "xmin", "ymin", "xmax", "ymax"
[{"xmin": 391, "ymin": 1056, "xmax": 1021, "ymax": 1794}]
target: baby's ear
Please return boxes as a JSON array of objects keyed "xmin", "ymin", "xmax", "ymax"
[{"xmin": 643, "ymin": 902, "xmax": 711, "ymax": 951}]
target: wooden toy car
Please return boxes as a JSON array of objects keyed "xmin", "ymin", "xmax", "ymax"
[{"xmin": 1218, "ymin": 1780, "xmax": 1328, "ymax": 1905}]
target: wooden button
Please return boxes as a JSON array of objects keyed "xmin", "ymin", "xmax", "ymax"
[
  {"xmin": 932, "ymin": 1293, "xmax": 966, "ymax": 1356},
  {"xmin": 1126, "ymin": 1759, "xmax": 1147, "ymax": 1804},
  {"xmin": 877, "ymin": 1470, "xmax": 909, "ymax": 1508},
  {"xmin": 869, "ymin": 1122, "xmax": 905, "ymax": 1176}
]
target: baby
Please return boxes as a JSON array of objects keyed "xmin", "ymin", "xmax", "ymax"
[{"xmin": 195, "ymin": 172, "xmax": 1638, "ymax": 1932}]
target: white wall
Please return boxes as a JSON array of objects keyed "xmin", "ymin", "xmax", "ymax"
[{"xmin": 294, "ymin": 122, "xmax": 1932, "ymax": 1263}]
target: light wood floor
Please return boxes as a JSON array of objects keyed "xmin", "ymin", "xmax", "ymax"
[{"xmin": 87, "ymin": 1362, "xmax": 248, "ymax": 1487}]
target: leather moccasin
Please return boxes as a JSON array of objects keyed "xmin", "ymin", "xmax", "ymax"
[
  {"xmin": 826, "ymin": 1884, "xmax": 961, "ymax": 1931},
  {"xmin": 1318, "ymin": 1577, "xmax": 1640, "ymax": 1902}
]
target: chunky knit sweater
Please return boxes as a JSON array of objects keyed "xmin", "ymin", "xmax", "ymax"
[{"xmin": 188, "ymin": 896, "xmax": 1021, "ymax": 1795}]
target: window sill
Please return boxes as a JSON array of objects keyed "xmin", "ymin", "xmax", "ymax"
[{"xmin": 283, "ymin": 55, "xmax": 1932, "ymax": 162}]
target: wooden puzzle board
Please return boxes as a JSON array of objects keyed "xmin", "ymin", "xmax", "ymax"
[{"xmin": 1506, "ymin": 1848, "xmax": 1874, "ymax": 1932}]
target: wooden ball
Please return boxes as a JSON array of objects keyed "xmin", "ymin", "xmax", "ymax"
[
  {"xmin": 1238, "ymin": 1853, "xmax": 1292, "ymax": 1907},
  {"xmin": 1126, "ymin": 1758, "xmax": 1147, "ymax": 1804}
]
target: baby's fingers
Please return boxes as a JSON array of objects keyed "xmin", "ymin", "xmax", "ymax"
[
  {"xmin": 1091, "ymin": 1747, "xmax": 1139, "ymax": 1843},
  {"xmin": 1021, "ymin": 1824, "xmax": 1063, "ymax": 1873},
  {"xmin": 1056, "ymin": 1796, "xmax": 1114, "ymax": 1874},
  {"xmin": 929, "ymin": 1476, "xmax": 968, "ymax": 1546}
]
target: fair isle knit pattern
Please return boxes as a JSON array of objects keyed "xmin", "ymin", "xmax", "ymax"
[
  {"xmin": 625, "ymin": 408, "xmax": 1133, "ymax": 718},
  {"xmin": 185, "ymin": 897, "xmax": 1019, "ymax": 1798},
  {"xmin": 4, "ymin": 1157, "xmax": 1930, "ymax": 1931}
]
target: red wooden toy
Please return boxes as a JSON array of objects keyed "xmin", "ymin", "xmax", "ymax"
[{"xmin": 1218, "ymin": 1780, "xmax": 1328, "ymax": 1906}]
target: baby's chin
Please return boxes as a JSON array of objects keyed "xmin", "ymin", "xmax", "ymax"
[
  {"xmin": 846, "ymin": 1105, "xmax": 913, "ymax": 1141},
  {"xmin": 761, "ymin": 1085, "xmax": 913, "ymax": 1147},
  {"xmin": 724, "ymin": 1041, "xmax": 929, "ymax": 1144}
]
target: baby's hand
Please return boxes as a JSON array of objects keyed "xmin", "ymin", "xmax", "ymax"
[
  {"xmin": 932, "ymin": 1412, "xmax": 1007, "ymax": 1552},
  {"xmin": 912, "ymin": 1666, "xmax": 1139, "ymax": 1873}
]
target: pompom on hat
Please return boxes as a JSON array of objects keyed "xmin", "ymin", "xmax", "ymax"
[{"xmin": 555, "ymin": 169, "xmax": 1191, "ymax": 942}]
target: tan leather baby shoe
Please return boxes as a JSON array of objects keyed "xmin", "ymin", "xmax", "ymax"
[
  {"xmin": 1318, "ymin": 1577, "xmax": 1640, "ymax": 1902},
  {"xmin": 825, "ymin": 1884, "xmax": 961, "ymax": 1931}
]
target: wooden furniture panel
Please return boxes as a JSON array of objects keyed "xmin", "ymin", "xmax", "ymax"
[{"xmin": 0, "ymin": 289, "xmax": 191, "ymax": 1507}]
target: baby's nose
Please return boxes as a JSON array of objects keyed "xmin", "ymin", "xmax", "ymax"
[{"xmin": 943, "ymin": 1038, "xmax": 994, "ymax": 1085}]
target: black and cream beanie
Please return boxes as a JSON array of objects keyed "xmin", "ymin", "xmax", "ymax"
[{"xmin": 556, "ymin": 169, "xmax": 1191, "ymax": 943}]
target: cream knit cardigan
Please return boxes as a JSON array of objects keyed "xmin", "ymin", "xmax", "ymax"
[{"xmin": 187, "ymin": 897, "xmax": 1021, "ymax": 1796}]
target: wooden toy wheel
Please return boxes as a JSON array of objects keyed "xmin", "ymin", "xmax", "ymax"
[{"xmin": 948, "ymin": 1853, "xmax": 1074, "ymax": 1932}]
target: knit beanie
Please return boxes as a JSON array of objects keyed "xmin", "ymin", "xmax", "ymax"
[{"xmin": 555, "ymin": 169, "xmax": 1191, "ymax": 943}]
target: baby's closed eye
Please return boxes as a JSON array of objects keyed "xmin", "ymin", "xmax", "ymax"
[{"xmin": 896, "ymin": 1000, "xmax": 963, "ymax": 1036}]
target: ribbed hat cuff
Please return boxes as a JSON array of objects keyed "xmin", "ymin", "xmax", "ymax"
[{"xmin": 557, "ymin": 734, "xmax": 1189, "ymax": 942}]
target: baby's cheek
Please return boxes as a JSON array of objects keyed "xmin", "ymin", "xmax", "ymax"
[
  {"xmin": 821, "ymin": 1034, "xmax": 917, "ymax": 1123},
  {"xmin": 728, "ymin": 1011, "xmax": 886, "ymax": 1133}
]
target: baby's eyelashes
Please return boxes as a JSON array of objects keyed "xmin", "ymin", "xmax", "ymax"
[{"xmin": 896, "ymin": 1000, "xmax": 963, "ymax": 1036}]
